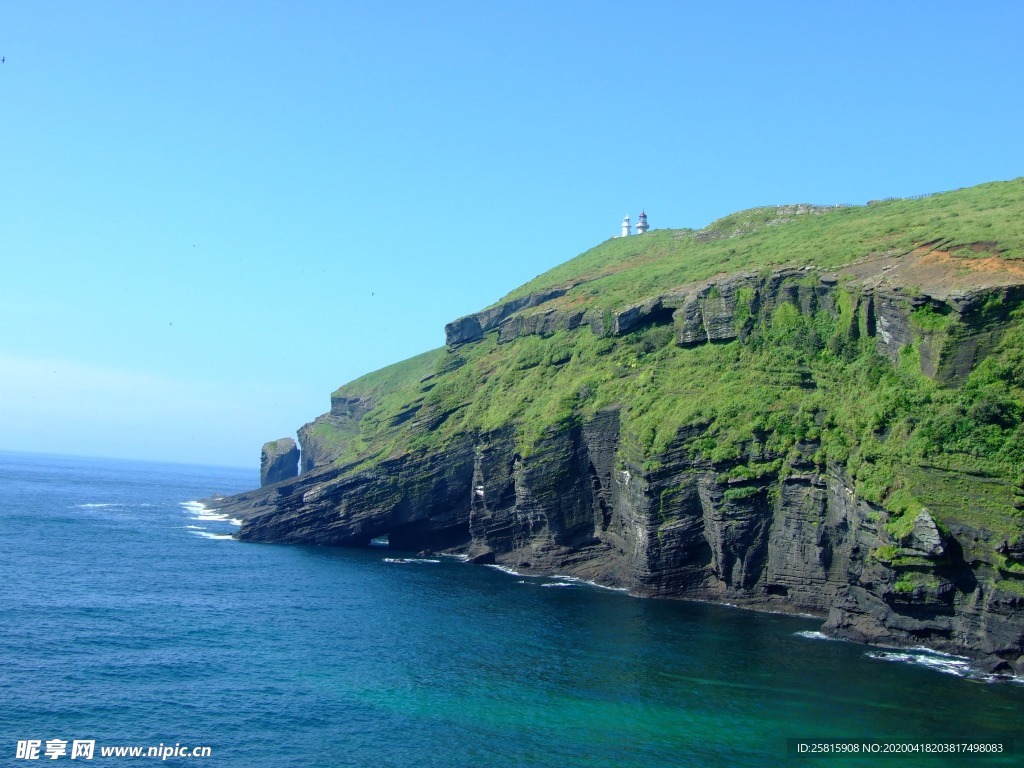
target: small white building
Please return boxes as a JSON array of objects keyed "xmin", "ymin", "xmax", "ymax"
[{"xmin": 621, "ymin": 215, "xmax": 632, "ymax": 238}]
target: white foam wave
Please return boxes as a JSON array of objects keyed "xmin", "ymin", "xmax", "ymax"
[
  {"xmin": 866, "ymin": 650, "xmax": 970, "ymax": 677},
  {"xmin": 549, "ymin": 574, "xmax": 629, "ymax": 592},
  {"xmin": 181, "ymin": 501, "xmax": 240, "ymax": 525},
  {"xmin": 483, "ymin": 563, "xmax": 525, "ymax": 577},
  {"xmin": 189, "ymin": 531, "xmax": 234, "ymax": 541},
  {"xmin": 790, "ymin": 636, "xmax": 1023, "ymax": 684},
  {"xmin": 185, "ymin": 525, "xmax": 204, "ymax": 530},
  {"xmin": 593, "ymin": 583, "xmax": 630, "ymax": 593},
  {"xmin": 75, "ymin": 503, "xmax": 121, "ymax": 509},
  {"xmin": 549, "ymin": 575, "xmax": 629, "ymax": 592},
  {"xmin": 862, "ymin": 647, "xmax": 1024, "ymax": 682},
  {"xmin": 795, "ymin": 631, "xmax": 840, "ymax": 641},
  {"xmin": 384, "ymin": 557, "xmax": 441, "ymax": 564},
  {"xmin": 481, "ymin": 565, "xmax": 629, "ymax": 592},
  {"xmin": 909, "ymin": 645, "xmax": 969, "ymax": 660}
]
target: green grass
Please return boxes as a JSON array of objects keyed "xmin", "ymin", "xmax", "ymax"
[
  {"xmin": 994, "ymin": 579, "xmax": 1024, "ymax": 598},
  {"xmin": 723, "ymin": 485, "xmax": 765, "ymax": 502},
  {"xmin": 304, "ymin": 348, "xmax": 446, "ymax": 468},
  {"xmin": 893, "ymin": 572, "xmax": 941, "ymax": 594},
  {"xmin": 872, "ymin": 545, "xmax": 899, "ymax": 563},
  {"xmin": 910, "ymin": 304, "xmax": 953, "ymax": 333},
  {"xmin": 500, "ymin": 178, "xmax": 1024, "ymax": 315},
  {"xmin": 331, "ymin": 347, "xmax": 445, "ymax": 403}
]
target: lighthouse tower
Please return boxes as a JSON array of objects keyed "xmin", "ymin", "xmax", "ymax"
[
  {"xmin": 636, "ymin": 210, "xmax": 649, "ymax": 234},
  {"xmin": 621, "ymin": 215, "xmax": 632, "ymax": 237}
]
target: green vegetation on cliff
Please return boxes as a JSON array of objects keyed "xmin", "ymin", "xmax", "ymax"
[{"xmin": 307, "ymin": 178, "xmax": 1024, "ymax": 562}]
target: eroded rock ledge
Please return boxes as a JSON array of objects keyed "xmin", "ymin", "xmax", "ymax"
[{"xmin": 445, "ymin": 263, "xmax": 1024, "ymax": 389}]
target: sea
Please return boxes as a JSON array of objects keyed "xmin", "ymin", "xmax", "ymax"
[{"xmin": 2, "ymin": 451, "xmax": 1022, "ymax": 767}]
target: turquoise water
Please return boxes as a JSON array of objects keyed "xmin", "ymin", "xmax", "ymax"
[{"xmin": 1, "ymin": 452, "xmax": 1021, "ymax": 766}]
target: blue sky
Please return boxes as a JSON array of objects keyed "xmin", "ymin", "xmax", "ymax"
[{"xmin": 2, "ymin": 1, "xmax": 1022, "ymax": 469}]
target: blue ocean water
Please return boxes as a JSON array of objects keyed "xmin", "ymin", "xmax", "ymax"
[{"xmin": 1, "ymin": 451, "xmax": 1022, "ymax": 767}]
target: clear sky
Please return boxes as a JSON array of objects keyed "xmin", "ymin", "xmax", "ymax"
[{"xmin": 2, "ymin": 1, "xmax": 1022, "ymax": 469}]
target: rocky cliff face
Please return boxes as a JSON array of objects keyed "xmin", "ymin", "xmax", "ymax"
[
  {"xmin": 259, "ymin": 438, "xmax": 299, "ymax": 487},
  {"xmin": 218, "ymin": 239, "xmax": 1024, "ymax": 675},
  {"xmin": 445, "ymin": 256, "xmax": 1024, "ymax": 389},
  {"xmin": 297, "ymin": 395, "xmax": 372, "ymax": 473}
]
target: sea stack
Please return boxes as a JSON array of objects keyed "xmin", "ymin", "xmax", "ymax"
[{"xmin": 260, "ymin": 438, "xmax": 299, "ymax": 487}]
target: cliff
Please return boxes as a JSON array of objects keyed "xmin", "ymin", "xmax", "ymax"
[{"xmin": 215, "ymin": 179, "xmax": 1024, "ymax": 674}]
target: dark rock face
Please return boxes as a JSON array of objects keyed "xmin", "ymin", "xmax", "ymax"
[
  {"xmin": 297, "ymin": 395, "xmax": 374, "ymax": 473},
  {"xmin": 496, "ymin": 307, "xmax": 603, "ymax": 343},
  {"xmin": 241, "ymin": 436, "xmax": 476, "ymax": 548},
  {"xmin": 445, "ymin": 288, "xmax": 572, "ymax": 347},
  {"xmin": 260, "ymin": 439, "xmax": 300, "ymax": 487},
  {"xmin": 902, "ymin": 509, "xmax": 946, "ymax": 558}
]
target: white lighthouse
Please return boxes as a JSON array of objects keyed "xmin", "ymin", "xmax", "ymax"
[
  {"xmin": 621, "ymin": 215, "xmax": 632, "ymax": 237},
  {"xmin": 636, "ymin": 210, "xmax": 649, "ymax": 234}
]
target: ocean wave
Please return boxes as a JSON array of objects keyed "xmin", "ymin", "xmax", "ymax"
[
  {"xmin": 908, "ymin": 645, "xmax": 969, "ymax": 659},
  {"xmin": 74, "ymin": 503, "xmax": 121, "ymax": 509},
  {"xmin": 481, "ymin": 561, "xmax": 524, "ymax": 573},
  {"xmin": 866, "ymin": 650, "xmax": 971, "ymax": 676},
  {"xmin": 481, "ymin": 566, "xmax": 629, "ymax": 593},
  {"xmin": 795, "ymin": 631, "xmax": 841, "ymax": 642},
  {"xmin": 188, "ymin": 531, "xmax": 235, "ymax": 541},
  {"xmin": 551, "ymin": 575, "xmax": 629, "ymax": 593},
  {"xmin": 864, "ymin": 648, "xmax": 1024, "ymax": 683},
  {"xmin": 180, "ymin": 501, "xmax": 241, "ymax": 526},
  {"xmin": 384, "ymin": 557, "xmax": 441, "ymax": 564},
  {"xmin": 794, "ymin": 634, "xmax": 1021, "ymax": 683}
]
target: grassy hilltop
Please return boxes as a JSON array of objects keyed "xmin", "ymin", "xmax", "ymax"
[
  {"xmin": 303, "ymin": 178, "xmax": 1024, "ymax": 580},
  {"xmin": 501, "ymin": 178, "xmax": 1024, "ymax": 312}
]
